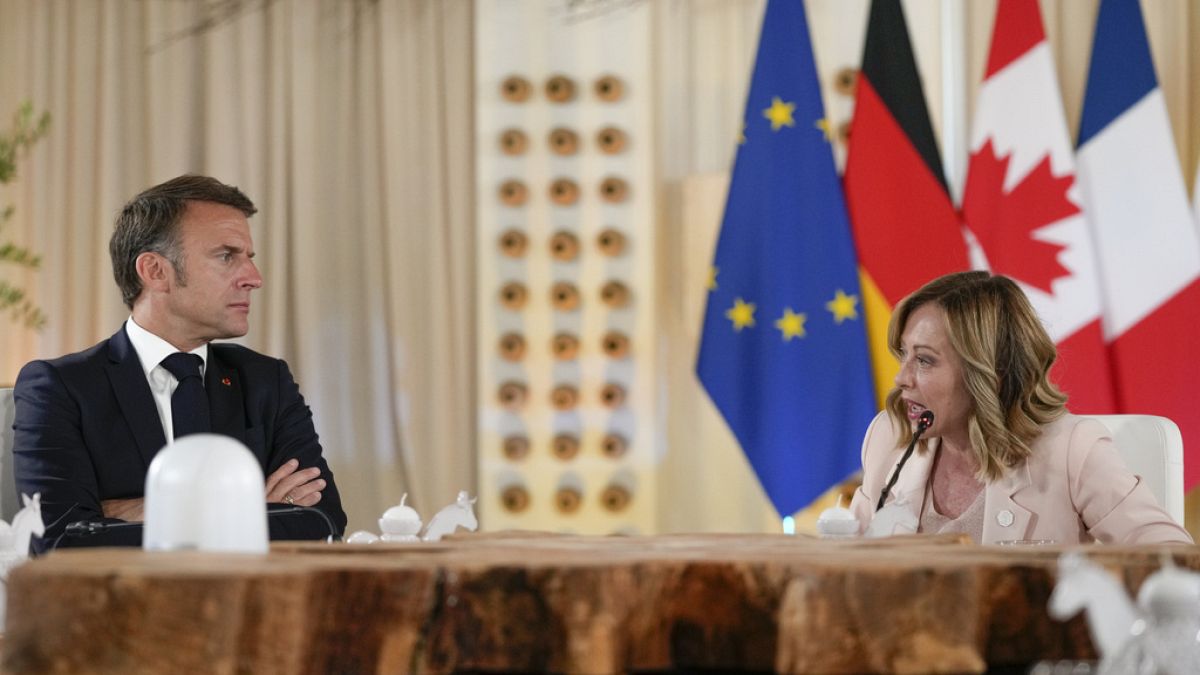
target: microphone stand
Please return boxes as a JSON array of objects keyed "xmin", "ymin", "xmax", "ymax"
[{"xmin": 875, "ymin": 411, "xmax": 934, "ymax": 512}]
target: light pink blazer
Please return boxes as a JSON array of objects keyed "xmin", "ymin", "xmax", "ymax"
[{"xmin": 848, "ymin": 411, "xmax": 1192, "ymax": 545}]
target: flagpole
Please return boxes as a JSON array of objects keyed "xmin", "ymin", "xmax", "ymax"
[{"xmin": 940, "ymin": 0, "xmax": 968, "ymax": 207}]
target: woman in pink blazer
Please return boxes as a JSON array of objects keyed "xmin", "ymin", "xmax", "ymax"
[{"xmin": 848, "ymin": 271, "xmax": 1191, "ymax": 545}]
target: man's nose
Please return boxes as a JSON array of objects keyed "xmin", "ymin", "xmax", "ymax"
[{"xmin": 241, "ymin": 261, "xmax": 263, "ymax": 289}]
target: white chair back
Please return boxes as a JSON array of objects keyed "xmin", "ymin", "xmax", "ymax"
[
  {"xmin": 0, "ymin": 387, "xmax": 19, "ymax": 521},
  {"xmin": 1089, "ymin": 414, "xmax": 1184, "ymax": 527}
]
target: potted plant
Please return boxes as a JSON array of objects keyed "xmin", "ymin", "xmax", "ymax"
[{"xmin": 0, "ymin": 102, "xmax": 49, "ymax": 330}]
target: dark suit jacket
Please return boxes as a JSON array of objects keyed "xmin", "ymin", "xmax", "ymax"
[{"xmin": 12, "ymin": 326, "xmax": 347, "ymax": 552}]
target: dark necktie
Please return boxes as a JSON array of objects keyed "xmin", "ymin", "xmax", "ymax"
[{"xmin": 160, "ymin": 352, "xmax": 210, "ymax": 439}]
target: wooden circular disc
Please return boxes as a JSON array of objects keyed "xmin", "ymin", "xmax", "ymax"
[
  {"xmin": 599, "ymin": 383, "xmax": 627, "ymax": 409},
  {"xmin": 548, "ymin": 127, "xmax": 580, "ymax": 156},
  {"xmin": 497, "ymin": 381, "xmax": 528, "ymax": 410},
  {"xmin": 545, "ymin": 74, "xmax": 576, "ymax": 103},
  {"xmin": 498, "ymin": 229, "xmax": 528, "ymax": 257},
  {"xmin": 595, "ymin": 126, "xmax": 627, "ymax": 154},
  {"xmin": 596, "ymin": 228, "xmax": 626, "ymax": 256},
  {"xmin": 501, "ymin": 485, "xmax": 530, "ymax": 512},
  {"xmin": 599, "ymin": 280, "xmax": 631, "ymax": 308},
  {"xmin": 551, "ymin": 433, "xmax": 580, "ymax": 460},
  {"xmin": 554, "ymin": 487, "xmax": 583, "ymax": 513},
  {"xmin": 500, "ymin": 75, "xmax": 533, "ymax": 102},
  {"xmin": 549, "ymin": 178, "xmax": 580, "ymax": 206},
  {"xmin": 598, "ymin": 176, "xmax": 629, "ymax": 203},
  {"xmin": 834, "ymin": 67, "xmax": 858, "ymax": 97},
  {"xmin": 600, "ymin": 433, "xmax": 628, "ymax": 459},
  {"xmin": 498, "ymin": 179, "xmax": 529, "ymax": 207},
  {"xmin": 549, "ymin": 281, "xmax": 581, "ymax": 311},
  {"xmin": 498, "ymin": 281, "xmax": 528, "ymax": 310},
  {"xmin": 594, "ymin": 74, "xmax": 624, "ymax": 102},
  {"xmin": 498, "ymin": 128, "xmax": 529, "ymax": 155},
  {"xmin": 550, "ymin": 384, "xmax": 579, "ymax": 411},
  {"xmin": 502, "ymin": 435, "xmax": 530, "ymax": 461},
  {"xmin": 600, "ymin": 484, "xmax": 632, "ymax": 512},
  {"xmin": 497, "ymin": 332, "xmax": 526, "ymax": 361},
  {"xmin": 600, "ymin": 331, "xmax": 630, "ymax": 358},
  {"xmin": 551, "ymin": 333, "xmax": 580, "ymax": 360},
  {"xmin": 548, "ymin": 231, "xmax": 580, "ymax": 261}
]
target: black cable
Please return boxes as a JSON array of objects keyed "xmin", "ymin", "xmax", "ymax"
[
  {"xmin": 54, "ymin": 504, "xmax": 340, "ymax": 551},
  {"xmin": 266, "ymin": 504, "xmax": 340, "ymax": 543},
  {"xmin": 875, "ymin": 411, "xmax": 935, "ymax": 512}
]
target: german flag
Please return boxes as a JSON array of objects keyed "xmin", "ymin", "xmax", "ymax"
[{"xmin": 843, "ymin": 0, "xmax": 969, "ymax": 404}]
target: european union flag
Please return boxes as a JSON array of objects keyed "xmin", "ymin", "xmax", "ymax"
[{"xmin": 696, "ymin": 0, "xmax": 876, "ymax": 518}]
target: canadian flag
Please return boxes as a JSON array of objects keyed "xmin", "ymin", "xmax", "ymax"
[
  {"xmin": 962, "ymin": 0, "xmax": 1117, "ymax": 414},
  {"xmin": 1076, "ymin": 0, "xmax": 1200, "ymax": 488}
]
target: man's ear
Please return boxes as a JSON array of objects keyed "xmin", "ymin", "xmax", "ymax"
[{"xmin": 135, "ymin": 251, "xmax": 173, "ymax": 293}]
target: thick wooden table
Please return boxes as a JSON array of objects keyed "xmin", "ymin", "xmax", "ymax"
[{"xmin": 3, "ymin": 533, "xmax": 1195, "ymax": 674}]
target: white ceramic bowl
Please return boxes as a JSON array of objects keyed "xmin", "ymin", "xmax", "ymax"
[
  {"xmin": 378, "ymin": 517, "xmax": 421, "ymax": 535},
  {"xmin": 816, "ymin": 507, "xmax": 860, "ymax": 537}
]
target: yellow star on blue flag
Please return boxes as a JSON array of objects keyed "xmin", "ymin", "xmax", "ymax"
[
  {"xmin": 826, "ymin": 290, "xmax": 860, "ymax": 324},
  {"xmin": 696, "ymin": 0, "xmax": 875, "ymax": 518},
  {"xmin": 764, "ymin": 97, "xmax": 796, "ymax": 131},
  {"xmin": 775, "ymin": 308, "xmax": 806, "ymax": 341}
]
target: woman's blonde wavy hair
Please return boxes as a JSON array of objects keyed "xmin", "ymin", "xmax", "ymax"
[{"xmin": 884, "ymin": 271, "xmax": 1068, "ymax": 480}]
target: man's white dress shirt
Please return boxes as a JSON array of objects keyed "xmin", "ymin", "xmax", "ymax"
[{"xmin": 124, "ymin": 317, "xmax": 208, "ymax": 443}]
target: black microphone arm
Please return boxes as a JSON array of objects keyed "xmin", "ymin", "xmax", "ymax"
[
  {"xmin": 63, "ymin": 520, "xmax": 143, "ymax": 537},
  {"xmin": 51, "ymin": 518, "xmax": 145, "ymax": 553},
  {"xmin": 875, "ymin": 410, "xmax": 935, "ymax": 512},
  {"xmin": 58, "ymin": 505, "xmax": 340, "ymax": 549}
]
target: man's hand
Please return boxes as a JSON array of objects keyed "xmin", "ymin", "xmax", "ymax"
[
  {"xmin": 265, "ymin": 458, "xmax": 325, "ymax": 507},
  {"xmin": 101, "ymin": 498, "xmax": 145, "ymax": 521}
]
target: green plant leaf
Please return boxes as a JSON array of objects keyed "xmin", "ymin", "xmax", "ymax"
[{"xmin": 0, "ymin": 100, "xmax": 50, "ymax": 331}]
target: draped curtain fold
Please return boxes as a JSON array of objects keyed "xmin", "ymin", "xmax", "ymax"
[{"xmin": 0, "ymin": 0, "xmax": 476, "ymax": 530}]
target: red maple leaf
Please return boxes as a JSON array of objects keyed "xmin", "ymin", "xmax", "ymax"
[{"xmin": 961, "ymin": 139, "xmax": 1079, "ymax": 293}]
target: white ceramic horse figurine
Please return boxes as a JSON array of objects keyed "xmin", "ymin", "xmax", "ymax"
[
  {"xmin": 1048, "ymin": 552, "xmax": 1138, "ymax": 658},
  {"xmin": 420, "ymin": 491, "xmax": 478, "ymax": 542},
  {"xmin": 0, "ymin": 494, "xmax": 44, "ymax": 631},
  {"xmin": 0, "ymin": 493, "xmax": 45, "ymax": 558}
]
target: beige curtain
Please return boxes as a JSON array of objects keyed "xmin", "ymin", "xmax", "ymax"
[{"xmin": 0, "ymin": 0, "xmax": 476, "ymax": 531}]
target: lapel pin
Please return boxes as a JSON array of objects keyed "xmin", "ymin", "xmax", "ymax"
[
  {"xmin": 997, "ymin": 510, "xmax": 1014, "ymax": 527},
  {"xmin": 221, "ymin": 377, "xmax": 232, "ymax": 387}
]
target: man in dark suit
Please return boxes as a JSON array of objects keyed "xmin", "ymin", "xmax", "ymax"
[{"xmin": 12, "ymin": 175, "xmax": 346, "ymax": 552}]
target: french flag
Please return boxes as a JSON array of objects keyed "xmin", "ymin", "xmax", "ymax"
[{"xmin": 1076, "ymin": 0, "xmax": 1200, "ymax": 488}]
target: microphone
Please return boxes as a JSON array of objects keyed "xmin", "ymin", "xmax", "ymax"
[
  {"xmin": 917, "ymin": 410, "xmax": 934, "ymax": 433},
  {"xmin": 52, "ymin": 518, "xmax": 145, "ymax": 552},
  {"xmin": 875, "ymin": 410, "xmax": 935, "ymax": 512}
]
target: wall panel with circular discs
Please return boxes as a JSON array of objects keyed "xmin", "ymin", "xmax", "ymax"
[{"xmin": 475, "ymin": 0, "xmax": 657, "ymax": 534}]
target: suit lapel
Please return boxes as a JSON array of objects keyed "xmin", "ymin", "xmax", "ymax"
[
  {"xmin": 106, "ymin": 327, "xmax": 167, "ymax": 468},
  {"xmin": 983, "ymin": 461, "xmax": 1035, "ymax": 542},
  {"xmin": 205, "ymin": 348, "xmax": 247, "ymax": 445}
]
